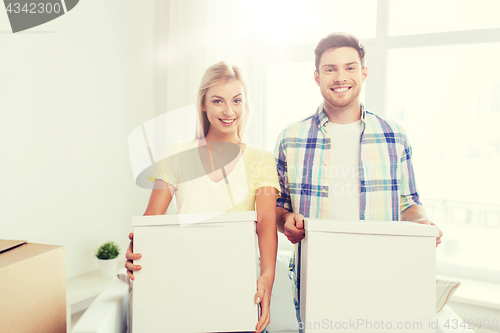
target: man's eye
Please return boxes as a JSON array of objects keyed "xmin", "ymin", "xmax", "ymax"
[
  {"xmin": 325, "ymin": 68, "xmax": 334, "ymax": 73},
  {"xmin": 348, "ymin": 67, "xmax": 355, "ymax": 70}
]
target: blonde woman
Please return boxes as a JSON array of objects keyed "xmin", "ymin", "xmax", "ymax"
[{"xmin": 126, "ymin": 62, "xmax": 279, "ymax": 333}]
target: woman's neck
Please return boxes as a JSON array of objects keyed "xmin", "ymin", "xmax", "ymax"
[{"xmin": 204, "ymin": 131, "xmax": 240, "ymax": 144}]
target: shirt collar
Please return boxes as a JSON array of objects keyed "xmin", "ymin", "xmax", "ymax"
[
  {"xmin": 314, "ymin": 103, "xmax": 367, "ymax": 130},
  {"xmin": 314, "ymin": 103, "xmax": 329, "ymax": 129}
]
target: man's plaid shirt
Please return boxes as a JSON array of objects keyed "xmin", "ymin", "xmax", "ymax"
[{"xmin": 274, "ymin": 103, "xmax": 422, "ymax": 309}]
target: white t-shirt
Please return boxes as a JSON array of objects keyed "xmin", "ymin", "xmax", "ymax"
[
  {"xmin": 148, "ymin": 140, "xmax": 280, "ymax": 214},
  {"xmin": 327, "ymin": 120, "xmax": 362, "ymax": 220}
]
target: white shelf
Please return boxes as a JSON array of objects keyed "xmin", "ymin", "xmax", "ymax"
[{"xmin": 66, "ymin": 261, "xmax": 125, "ymax": 332}]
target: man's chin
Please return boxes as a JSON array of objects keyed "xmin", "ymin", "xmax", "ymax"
[
  {"xmin": 326, "ymin": 100, "xmax": 355, "ymax": 109},
  {"xmin": 323, "ymin": 94, "xmax": 360, "ymax": 109}
]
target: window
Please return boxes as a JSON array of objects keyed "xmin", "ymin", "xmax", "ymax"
[
  {"xmin": 245, "ymin": 0, "xmax": 377, "ymax": 45},
  {"xmin": 389, "ymin": 0, "xmax": 500, "ymax": 36},
  {"xmin": 386, "ymin": 43, "xmax": 500, "ymax": 279},
  {"xmin": 255, "ymin": 0, "xmax": 500, "ymax": 282}
]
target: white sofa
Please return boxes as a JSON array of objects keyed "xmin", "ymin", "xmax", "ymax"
[{"xmin": 72, "ymin": 234, "xmax": 473, "ymax": 333}]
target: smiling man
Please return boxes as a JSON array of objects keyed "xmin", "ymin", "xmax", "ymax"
[{"xmin": 273, "ymin": 32, "xmax": 443, "ymax": 330}]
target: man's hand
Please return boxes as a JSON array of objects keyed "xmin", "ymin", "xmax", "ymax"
[
  {"xmin": 401, "ymin": 205, "xmax": 443, "ymax": 247},
  {"xmin": 283, "ymin": 213, "xmax": 305, "ymax": 244},
  {"xmin": 413, "ymin": 218, "xmax": 443, "ymax": 247}
]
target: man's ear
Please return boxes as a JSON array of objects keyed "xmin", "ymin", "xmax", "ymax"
[
  {"xmin": 362, "ymin": 66, "xmax": 368, "ymax": 83},
  {"xmin": 314, "ymin": 70, "xmax": 320, "ymax": 86}
]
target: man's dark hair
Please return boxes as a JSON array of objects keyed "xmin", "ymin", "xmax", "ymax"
[{"xmin": 314, "ymin": 32, "xmax": 365, "ymax": 72}]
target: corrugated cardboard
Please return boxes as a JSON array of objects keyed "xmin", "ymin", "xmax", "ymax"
[
  {"xmin": 132, "ymin": 211, "xmax": 259, "ymax": 333},
  {"xmin": 0, "ymin": 240, "xmax": 66, "ymax": 333},
  {"xmin": 300, "ymin": 219, "xmax": 438, "ymax": 333}
]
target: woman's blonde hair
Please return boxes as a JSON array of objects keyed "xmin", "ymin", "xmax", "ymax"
[{"xmin": 195, "ymin": 62, "xmax": 250, "ymax": 140}]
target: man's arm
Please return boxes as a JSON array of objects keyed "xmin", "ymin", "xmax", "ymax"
[
  {"xmin": 273, "ymin": 133, "xmax": 307, "ymax": 244},
  {"xmin": 398, "ymin": 127, "xmax": 442, "ymax": 246},
  {"xmin": 400, "ymin": 204, "xmax": 428, "ymax": 222},
  {"xmin": 276, "ymin": 207, "xmax": 288, "ymax": 234}
]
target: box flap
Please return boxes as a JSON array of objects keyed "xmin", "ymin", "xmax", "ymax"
[
  {"xmin": 305, "ymin": 219, "xmax": 439, "ymax": 237},
  {"xmin": 0, "ymin": 240, "xmax": 27, "ymax": 254},
  {"xmin": 0, "ymin": 242, "xmax": 64, "ymax": 270},
  {"xmin": 133, "ymin": 211, "xmax": 258, "ymax": 227}
]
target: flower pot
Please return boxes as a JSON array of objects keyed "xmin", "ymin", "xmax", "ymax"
[{"xmin": 98, "ymin": 257, "xmax": 118, "ymax": 277}]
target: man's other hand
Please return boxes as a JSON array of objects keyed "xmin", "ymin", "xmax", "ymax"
[{"xmin": 283, "ymin": 213, "xmax": 305, "ymax": 244}]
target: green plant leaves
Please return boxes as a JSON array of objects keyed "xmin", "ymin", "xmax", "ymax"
[{"xmin": 95, "ymin": 241, "xmax": 120, "ymax": 260}]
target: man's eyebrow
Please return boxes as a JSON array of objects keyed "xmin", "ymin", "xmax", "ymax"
[{"xmin": 322, "ymin": 61, "xmax": 359, "ymax": 68}]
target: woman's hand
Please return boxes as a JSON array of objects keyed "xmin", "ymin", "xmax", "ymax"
[
  {"xmin": 254, "ymin": 273, "xmax": 273, "ymax": 333},
  {"xmin": 254, "ymin": 186, "xmax": 278, "ymax": 332},
  {"xmin": 124, "ymin": 232, "xmax": 142, "ymax": 280},
  {"xmin": 128, "ymin": 179, "xmax": 174, "ymax": 280}
]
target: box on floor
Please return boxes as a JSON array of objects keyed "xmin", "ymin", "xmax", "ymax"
[{"xmin": 0, "ymin": 239, "xmax": 66, "ymax": 333}]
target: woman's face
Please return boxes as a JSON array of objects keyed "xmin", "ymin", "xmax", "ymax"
[{"xmin": 203, "ymin": 79, "xmax": 245, "ymax": 139}]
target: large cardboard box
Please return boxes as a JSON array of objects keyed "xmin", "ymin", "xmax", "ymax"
[
  {"xmin": 0, "ymin": 239, "xmax": 66, "ymax": 333},
  {"xmin": 300, "ymin": 220, "xmax": 438, "ymax": 333},
  {"xmin": 132, "ymin": 211, "xmax": 259, "ymax": 333}
]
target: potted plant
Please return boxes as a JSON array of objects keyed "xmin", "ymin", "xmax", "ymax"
[{"xmin": 95, "ymin": 241, "xmax": 120, "ymax": 277}]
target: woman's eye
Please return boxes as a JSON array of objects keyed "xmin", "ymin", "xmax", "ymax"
[
  {"xmin": 213, "ymin": 99, "xmax": 223, "ymax": 104},
  {"xmin": 234, "ymin": 99, "xmax": 242, "ymax": 104}
]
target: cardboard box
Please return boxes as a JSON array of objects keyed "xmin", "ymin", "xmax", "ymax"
[
  {"xmin": 300, "ymin": 220, "xmax": 438, "ymax": 333},
  {"xmin": 132, "ymin": 211, "xmax": 259, "ymax": 333},
  {"xmin": 0, "ymin": 239, "xmax": 66, "ymax": 333}
]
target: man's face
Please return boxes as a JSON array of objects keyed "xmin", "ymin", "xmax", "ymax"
[{"xmin": 314, "ymin": 47, "xmax": 368, "ymax": 110}]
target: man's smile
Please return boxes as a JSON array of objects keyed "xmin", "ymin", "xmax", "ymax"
[{"xmin": 331, "ymin": 86, "xmax": 352, "ymax": 94}]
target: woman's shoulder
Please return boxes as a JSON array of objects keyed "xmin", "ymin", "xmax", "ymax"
[
  {"xmin": 243, "ymin": 144, "xmax": 275, "ymax": 163},
  {"xmin": 169, "ymin": 139, "xmax": 198, "ymax": 151},
  {"xmin": 157, "ymin": 139, "xmax": 198, "ymax": 160}
]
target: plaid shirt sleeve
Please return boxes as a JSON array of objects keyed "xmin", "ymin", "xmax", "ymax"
[
  {"xmin": 399, "ymin": 128, "xmax": 422, "ymax": 213},
  {"xmin": 274, "ymin": 129, "xmax": 292, "ymax": 212}
]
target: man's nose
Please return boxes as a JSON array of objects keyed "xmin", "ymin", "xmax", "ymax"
[{"xmin": 333, "ymin": 70, "xmax": 347, "ymax": 83}]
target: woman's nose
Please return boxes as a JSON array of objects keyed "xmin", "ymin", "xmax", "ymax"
[{"xmin": 223, "ymin": 105, "xmax": 234, "ymax": 116}]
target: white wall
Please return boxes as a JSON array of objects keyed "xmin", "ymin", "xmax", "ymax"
[{"xmin": 0, "ymin": 1, "xmax": 157, "ymax": 278}]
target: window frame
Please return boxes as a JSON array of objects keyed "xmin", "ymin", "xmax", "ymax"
[{"xmin": 248, "ymin": 0, "xmax": 500, "ymax": 283}]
